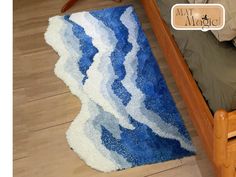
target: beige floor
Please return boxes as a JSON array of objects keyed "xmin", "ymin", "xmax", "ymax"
[{"xmin": 13, "ymin": 0, "xmax": 216, "ymax": 176}]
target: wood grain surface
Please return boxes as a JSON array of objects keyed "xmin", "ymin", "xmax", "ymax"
[{"xmin": 13, "ymin": 0, "xmax": 215, "ymax": 176}]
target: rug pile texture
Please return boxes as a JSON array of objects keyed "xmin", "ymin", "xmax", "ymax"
[{"xmin": 45, "ymin": 5, "xmax": 195, "ymax": 172}]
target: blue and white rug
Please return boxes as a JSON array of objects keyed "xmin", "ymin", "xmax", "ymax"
[{"xmin": 45, "ymin": 5, "xmax": 195, "ymax": 172}]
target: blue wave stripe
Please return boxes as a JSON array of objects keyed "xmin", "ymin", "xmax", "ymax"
[
  {"xmin": 101, "ymin": 116, "xmax": 194, "ymax": 167},
  {"xmin": 90, "ymin": 6, "xmax": 132, "ymax": 106},
  {"xmin": 64, "ymin": 15, "xmax": 98, "ymax": 84},
  {"xmin": 131, "ymin": 11, "xmax": 191, "ymax": 140},
  {"xmin": 85, "ymin": 104, "xmax": 132, "ymax": 169},
  {"xmin": 117, "ymin": 7, "xmax": 193, "ymax": 152}
]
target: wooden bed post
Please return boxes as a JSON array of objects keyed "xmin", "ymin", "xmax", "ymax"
[
  {"xmin": 214, "ymin": 110, "xmax": 228, "ymax": 167},
  {"xmin": 214, "ymin": 110, "xmax": 235, "ymax": 177}
]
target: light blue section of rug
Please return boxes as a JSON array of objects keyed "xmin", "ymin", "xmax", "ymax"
[{"xmin": 44, "ymin": 5, "xmax": 195, "ymax": 172}]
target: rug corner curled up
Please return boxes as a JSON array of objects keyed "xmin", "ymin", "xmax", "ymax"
[{"xmin": 44, "ymin": 5, "xmax": 195, "ymax": 172}]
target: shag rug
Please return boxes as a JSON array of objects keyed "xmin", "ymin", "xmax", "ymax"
[{"xmin": 45, "ymin": 5, "xmax": 195, "ymax": 172}]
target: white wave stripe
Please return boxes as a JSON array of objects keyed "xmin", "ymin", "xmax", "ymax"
[
  {"xmin": 44, "ymin": 16, "xmax": 122, "ymax": 172},
  {"xmin": 120, "ymin": 7, "xmax": 194, "ymax": 152},
  {"xmin": 61, "ymin": 18, "xmax": 132, "ymax": 169},
  {"xmin": 98, "ymin": 56, "xmax": 130, "ymax": 126},
  {"xmin": 69, "ymin": 12, "xmax": 134, "ymax": 130},
  {"xmin": 62, "ymin": 19, "xmax": 84, "ymax": 85},
  {"xmin": 94, "ymin": 21, "xmax": 130, "ymax": 124}
]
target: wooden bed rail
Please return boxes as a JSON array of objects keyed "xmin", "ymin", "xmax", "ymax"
[
  {"xmin": 214, "ymin": 110, "xmax": 236, "ymax": 177},
  {"xmin": 141, "ymin": 0, "xmax": 214, "ymax": 159}
]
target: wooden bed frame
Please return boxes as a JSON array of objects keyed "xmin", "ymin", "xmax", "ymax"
[{"xmin": 140, "ymin": 0, "xmax": 236, "ymax": 177}]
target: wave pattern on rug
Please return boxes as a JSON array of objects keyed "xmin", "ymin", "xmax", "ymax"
[{"xmin": 44, "ymin": 5, "xmax": 195, "ymax": 172}]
